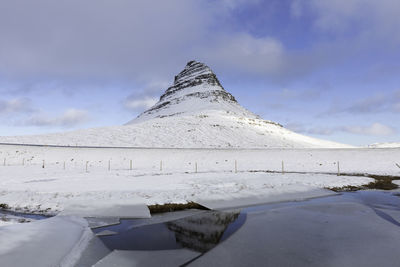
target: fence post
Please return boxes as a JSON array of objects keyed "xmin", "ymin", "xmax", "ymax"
[
  {"xmin": 235, "ymin": 160, "xmax": 238, "ymax": 173},
  {"xmin": 130, "ymin": 160, "xmax": 133, "ymax": 170},
  {"xmin": 282, "ymin": 161, "xmax": 284, "ymax": 174},
  {"xmin": 63, "ymin": 161, "xmax": 66, "ymax": 170},
  {"xmin": 195, "ymin": 162, "xmax": 198, "ymax": 173},
  {"xmin": 42, "ymin": 160, "xmax": 45, "ymax": 169},
  {"xmin": 337, "ymin": 161, "xmax": 340, "ymax": 176},
  {"xmin": 160, "ymin": 160, "xmax": 163, "ymax": 171},
  {"xmin": 3, "ymin": 158, "xmax": 5, "ymax": 166},
  {"xmin": 108, "ymin": 160, "xmax": 111, "ymax": 171},
  {"xmin": 86, "ymin": 161, "xmax": 88, "ymax": 173}
]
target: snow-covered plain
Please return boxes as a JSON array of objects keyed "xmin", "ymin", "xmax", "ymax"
[
  {"xmin": 0, "ymin": 110, "xmax": 351, "ymax": 148},
  {"xmin": 1, "ymin": 143, "xmax": 399, "ymax": 214}
]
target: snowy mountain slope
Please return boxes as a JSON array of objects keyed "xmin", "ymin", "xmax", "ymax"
[{"xmin": 0, "ymin": 61, "xmax": 352, "ymax": 148}]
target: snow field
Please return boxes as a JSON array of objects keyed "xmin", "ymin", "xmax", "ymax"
[
  {"xmin": 0, "ymin": 111, "xmax": 352, "ymax": 149},
  {"xmin": 1, "ymin": 145, "xmax": 399, "ymax": 176},
  {"xmin": 1, "ymin": 144, "xmax": 397, "ymax": 213}
]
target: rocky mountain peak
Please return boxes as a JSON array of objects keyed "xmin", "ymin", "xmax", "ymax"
[
  {"xmin": 159, "ymin": 60, "xmax": 232, "ymax": 102},
  {"xmin": 131, "ymin": 60, "xmax": 256, "ymax": 123},
  {"xmin": 173, "ymin": 60, "xmax": 218, "ymax": 85}
]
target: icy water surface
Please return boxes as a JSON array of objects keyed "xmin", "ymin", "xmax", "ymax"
[
  {"xmin": 0, "ymin": 209, "xmax": 49, "ymax": 220},
  {"xmin": 80, "ymin": 190, "xmax": 400, "ymax": 267},
  {"xmin": 0, "ymin": 209, "xmax": 50, "ymax": 225},
  {"xmin": 93, "ymin": 210, "xmax": 247, "ymax": 253}
]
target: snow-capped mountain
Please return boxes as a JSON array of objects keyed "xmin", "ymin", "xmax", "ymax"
[
  {"xmin": 0, "ymin": 61, "xmax": 352, "ymax": 148},
  {"xmin": 129, "ymin": 60, "xmax": 259, "ymax": 123}
]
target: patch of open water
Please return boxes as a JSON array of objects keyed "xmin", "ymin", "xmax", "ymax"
[
  {"xmin": 93, "ymin": 210, "xmax": 247, "ymax": 253},
  {"xmin": 0, "ymin": 209, "xmax": 50, "ymax": 220},
  {"xmin": 92, "ymin": 190, "xmax": 400, "ymax": 255}
]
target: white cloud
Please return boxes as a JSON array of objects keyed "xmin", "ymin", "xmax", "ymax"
[
  {"xmin": 320, "ymin": 90, "xmax": 400, "ymax": 117},
  {"xmin": 0, "ymin": 98, "xmax": 34, "ymax": 114},
  {"xmin": 286, "ymin": 123, "xmax": 336, "ymax": 136},
  {"xmin": 393, "ymin": 102, "xmax": 400, "ymax": 112},
  {"xmin": 0, "ymin": 0, "xmax": 214, "ymax": 81},
  {"xmin": 25, "ymin": 109, "xmax": 89, "ymax": 127},
  {"xmin": 287, "ymin": 122, "xmax": 396, "ymax": 137},
  {"xmin": 124, "ymin": 97, "xmax": 158, "ymax": 111},
  {"xmin": 301, "ymin": 0, "xmax": 400, "ymax": 44},
  {"xmin": 342, "ymin": 123, "xmax": 396, "ymax": 136},
  {"xmin": 290, "ymin": 0, "xmax": 303, "ymax": 18},
  {"xmin": 220, "ymin": 0, "xmax": 260, "ymax": 9},
  {"xmin": 123, "ymin": 80, "xmax": 168, "ymax": 112},
  {"xmin": 205, "ymin": 33, "xmax": 285, "ymax": 76}
]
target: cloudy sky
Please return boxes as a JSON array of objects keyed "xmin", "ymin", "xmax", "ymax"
[{"xmin": 0, "ymin": 0, "xmax": 399, "ymax": 146}]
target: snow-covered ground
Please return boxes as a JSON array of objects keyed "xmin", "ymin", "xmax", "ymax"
[
  {"xmin": 0, "ymin": 216, "xmax": 91, "ymax": 266},
  {"xmin": 0, "ymin": 110, "xmax": 351, "ymax": 148},
  {"xmin": 1, "ymin": 144, "xmax": 399, "ymax": 214}
]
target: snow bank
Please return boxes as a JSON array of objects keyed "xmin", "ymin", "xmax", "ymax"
[
  {"xmin": 0, "ymin": 168, "xmax": 373, "ymax": 214},
  {"xmin": 59, "ymin": 201, "xmax": 150, "ymax": 218},
  {"xmin": 0, "ymin": 216, "xmax": 91, "ymax": 267}
]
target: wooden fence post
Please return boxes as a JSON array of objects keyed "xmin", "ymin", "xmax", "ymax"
[
  {"xmin": 86, "ymin": 161, "xmax": 88, "ymax": 173},
  {"xmin": 337, "ymin": 161, "xmax": 340, "ymax": 176},
  {"xmin": 42, "ymin": 160, "xmax": 45, "ymax": 169},
  {"xmin": 235, "ymin": 160, "xmax": 238, "ymax": 173},
  {"xmin": 160, "ymin": 160, "xmax": 163, "ymax": 171},
  {"xmin": 195, "ymin": 162, "xmax": 198, "ymax": 173}
]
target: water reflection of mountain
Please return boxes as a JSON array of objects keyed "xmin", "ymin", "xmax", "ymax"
[{"xmin": 167, "ymin": 211, "xmax": 242, "ymax": 253}]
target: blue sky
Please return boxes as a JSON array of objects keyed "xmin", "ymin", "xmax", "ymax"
[{"xmin": 0, "ymin": 0, "xmax": 399, "ymax": 146}]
